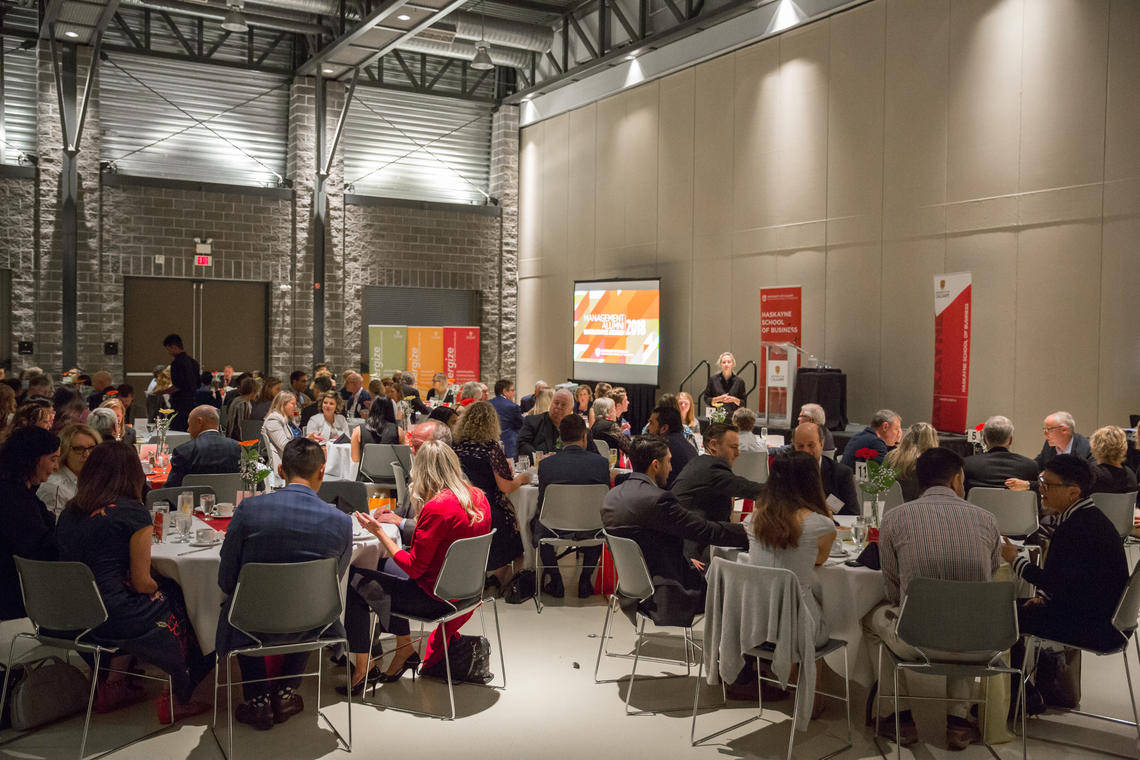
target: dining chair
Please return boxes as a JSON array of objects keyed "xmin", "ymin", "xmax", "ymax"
[
  {"xmin": 184, "ymin": 473, "xmax": 244, "ymax": 505},
  {"xmin": 0, "ymin": 558, "xmax": 176, "ymax": 760},
  {"xmin": 317, "ymin": 480, "xmax": 369, "ymax": 515},
  {"xmin": 691, "ymin": 560, "xmax": 851, "ymax": 760},
  {"xmin": 363, "ymin": 530, "xmax": 505, "ymax": 720},
  {"xmin": 1091, "ymin": 491, "xmax": 1138, "ymax": 540},
  {"xmin": 532, "ymin": 483, "xmax": 609, "ymax": 613},
  {"xmin": 966, "ymin": 487, "xmax": 1039, "ymax": 537},
  {"xmin": 146, "ymin": 484, "xmax": 217, "ymax": 510},
  {"xmin": 873, "ymin": 578, "xmax": 1025, "ymax": 760},
  {"xmin": 211, "ymin": 558, "xmax": 350, "ymax": 760},
  {"xmin": 735, "ymin": 451, "xmax": 769, "ymax": 484}
]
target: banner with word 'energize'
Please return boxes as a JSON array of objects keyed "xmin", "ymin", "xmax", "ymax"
[{"xmin": 368, "ymin": 325, "xmax": 479, "ymax": 387}]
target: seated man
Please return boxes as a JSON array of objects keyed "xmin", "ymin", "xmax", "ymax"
[
  {"xmin": 672, "ymin": 422, "xmax": 764, "ymax": 560},
  {"xmin": 519, "ymin": 388, "xmax": 597, "ymax": 456},
  {"xmin": 732, "ymin": 407, "xmax": 767, "ymax": 453},
  {"xmin": 166, "ymin": 404, "xmax": 243, "ymax": 488},
  {"xmin": 841, "ymin": 409, "xmax": 901, "ymax": 465},
  {"xmin": 864, "ymin": 448, "xmax": 1001, "ymax": 750},
  {"xmin": 962, "ymin": 415, "xmax": 1038, "ymax": 493},
  {"xmin": 400, "ymin": 371, "xmax": 431, "ymax": 417},
  {"xmin": 794, "ymin": 422, "xmax": 859, "ymax": 515},
  {"xmin": 339, "ymin": 371, "xmax": 371, "ymax": 419},
  {"xmin": 1033, "ymin": 411, "xmax": 1095, "ymax": 469},
  {"xmin": 519, "ymin": 380, "xmax": 548, "ymax": 414},
  {"xmin": 1002, "ymin": 454, "xmax": 1128, "ymax": 652},
  {"xmin": 216, "ymin": 438, "xmax": 353, "ymax": 730},
  {"xmin": 602, "ymin": 435, "xmax": 747, "ymax": 627},
  {"xmin": 534, "ymin": 414, "xmax": 611, "ymax": 599},
  {"xmin": 646, "ymin": 405, "xmax": 693, "ymax": 489},
  {"xmin": 371, "ymin": 420, "xmax": 453, "ymax": 545}
]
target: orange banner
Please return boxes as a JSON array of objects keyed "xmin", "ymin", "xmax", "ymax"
[{"xmin": 406, "ymin": 327, "xmax": 444, "ymax": 391}]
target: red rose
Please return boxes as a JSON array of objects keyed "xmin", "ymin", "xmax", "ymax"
[
  {"xmin": 975, "ymin": 423, "xmax": 985, "ymax": 431},
  {"xmin": 856, "ymin": 447, "xmax": 879, "ymax": 460}
]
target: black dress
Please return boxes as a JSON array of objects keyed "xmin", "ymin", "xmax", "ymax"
[
  {"xmin": 1091, "ymin": 464, "xmax": 1138, "ymax": 495},
  {"xmin": 56, "ymin": 499, "xmax": 211, "ymax": 702},
  {"xmin": 360, "ymin": 421, "xmax": 400, "ymax": 445},
  {"xmin": 0, "ymin": 478, "xmax": 57, "ymax": 620},
  {"xmin": 453, "ymin": 439, "xmax": 523, "ymax": 571},
  {"xmin": 704, "ymin": 372, "xmax": 747, "ymax": 416}
]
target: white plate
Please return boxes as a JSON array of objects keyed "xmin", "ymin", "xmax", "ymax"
[
  {"xmin": 188, "ymin": 539, "xmax": 222, "ymax": 548},
  {"xmin": 829, "ymin": 547, "xmax": 849, "ymax": 558}
]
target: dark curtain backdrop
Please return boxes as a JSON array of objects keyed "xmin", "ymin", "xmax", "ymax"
[{"xmin": 572, "ymin": 379, "xmax": 657, "ymax": 436}]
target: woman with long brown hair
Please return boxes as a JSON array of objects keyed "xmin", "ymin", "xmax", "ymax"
[{"xmin": 56, "ymin": 441, "xmax": 212, "ymax": 722}]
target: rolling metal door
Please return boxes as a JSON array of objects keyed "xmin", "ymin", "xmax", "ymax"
[{"xmin": 1, "ymin": 6, "xmax": 37, "ymax": 164}]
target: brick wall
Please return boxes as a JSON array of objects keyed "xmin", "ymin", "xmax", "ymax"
[{"xmin": 0, "ymin": 175, "xmax": 38, "ymax": 366}]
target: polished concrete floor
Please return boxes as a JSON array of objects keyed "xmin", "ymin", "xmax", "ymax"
[{"xmin": 2, "ymin": 590, "xmax": 1138, "ymax": 760}]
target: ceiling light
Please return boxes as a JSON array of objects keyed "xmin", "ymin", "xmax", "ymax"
[
  {"xmin": 625, "ymin": 54, "xmax": 636, "ymax": 61},
  {"xmin": 397, "ymin": 14, "xmax": 411, "ymax": 21},
  {"xmin": 221, "ymin": 2, "xmax": 248, "ymax": 33},
  {"xmin": 64, "ymin": 30, "xmax": 79, "ymax": 38},
  {"xmin": 323, "ymin": 68, "xmax": 335, "ymax": 74},
  {"xmin": 471, "ymin": 43, "xmax": 494, "ymax": 71}
]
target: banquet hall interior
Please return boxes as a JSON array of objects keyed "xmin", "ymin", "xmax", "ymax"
[{"xmin": 1, "ymin": 0, "xmax": 1139, "ymax": 758}]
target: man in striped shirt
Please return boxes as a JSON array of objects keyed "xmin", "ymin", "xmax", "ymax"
[{"xmin": 863, "ymin": 448, "xmax": 1001, "ymax": 751}]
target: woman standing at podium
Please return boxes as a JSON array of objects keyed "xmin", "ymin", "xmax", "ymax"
[{"xmin": 705, "ymin": 352, "xmax": 747, "ymax": 417}]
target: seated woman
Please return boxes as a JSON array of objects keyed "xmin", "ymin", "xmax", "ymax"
[
  {"xmin": 527, "ymin": 387, "xmax": 553, "ymax": 417},
  {"xmin": 0, "ymin": 427, "xmax": 61, "ymax": 621},
  {"xmin": 678, "ymin": 391, "xmax": 698, "ymax": 433},
  {"xmin": 350, "ymin": 392, "xmax": 404, "ymax": 462},
  {"xmin": 573, "ymin": 384, "xmax": 595, "ymax": 427},
  {"xmin": 745, "ymin": 451, "xmax": 837, "ymax": 716},
  {"xmin": 89, "ymin": 407, "xmax": 121, "ymax": 442},
  {"xmin": 425, "ymin": 372, "xmax": 454, "ymax": 406},
  {"xmin": 51, "ymin": 386, "xmax": 86, "ymax": 433},
  {"xmin": 1089, "ymin": 425, "xmax": 1138, "ymax": 494},
  {"xmin": 305, "ymin": 391, "xmax": 349, "ymax": 441},
  {"xmin": 885, "ymin": 422, "xmax": 940, "ymax": 501},
  {"xmin": 225, "ymin": 376, "xmax": 258, "ymax": 441},
  {"xmin": 56, "ymin": 441, "xmax": 212, "ymax": 722},
  {"xmin": 590, "ymin": 397, "xmax": 629, "ymax": 457},
  {"xmin": 37, "ymin": 423, "xmax": 101, "ymax": 520},
  {"xmin": 249, "ymin": 376, "xmax": 280, "ymax": 421},
  {"xmin": 2, "ymin": 398, "xmax": 55, "ymax": 442},
  {"xmin": 452, "ymin": 402, "xmax": 528, "ymax": 591},
  {"xmin": 262, "ymin": 391, "xmax": 302, "ymax": 474},
  {"xmin": 100, "ymin": 397, "xmax": 137, "ymax": 445},
  {"xmin": 345, "ymin": 440, "xmax": 491, "ymax": 693}
]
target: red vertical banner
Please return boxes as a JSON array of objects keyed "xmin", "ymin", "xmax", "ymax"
[
  {"xmin": 932, "ymin": 272, "xmax": 972, "ymax": 433},
  {"xmin": 759, "ymin": 287, "xmax": 802, "ymax": 415},
  {"xmin": 443, "ymin": 327, "xmax": 480, "ymax": 384}
]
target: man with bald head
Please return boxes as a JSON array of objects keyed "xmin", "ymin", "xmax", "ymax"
[
  {"xmin": 166, "ymin": 404, "xmax": 244, "ymax": 488},
  {"xmin": 372, "ymin": 420, "xmax": 453, "ymax": 544},
  {"xmin": 1033, "ymin": 411, "xmax": 1094, "ymax": 469},
  {"xmin": 795, "ymin": 421, "xmax": 860, "ymax": 515},
  {"xmin": 519, "ymin": 388, "xmax": 598, "ymax": 456}
]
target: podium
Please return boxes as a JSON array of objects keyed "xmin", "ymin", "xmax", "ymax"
[{"xmin": 759, "ymin": 342, "xmax": 840, "ymax": 429}]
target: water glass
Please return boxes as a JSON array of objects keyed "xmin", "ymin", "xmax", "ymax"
[
  {"xmin": 852, "ymin": 517, "xmax": 870, "ymax": 550},
  {"xmin": 178, "ymin": 491, "xmax": 194, "ymax": 516},
  {"xmin": 200, "ymin": 493, "xmax": 216, "ymax": 518},
  {"xmin": 173, "ymin": 512, "xmax": 193, "ymax": 543}
]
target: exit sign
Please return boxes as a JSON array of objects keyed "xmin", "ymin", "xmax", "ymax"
[{"xmin": 195, "ymin": 254, "xmax": 212, "ymax": 266}]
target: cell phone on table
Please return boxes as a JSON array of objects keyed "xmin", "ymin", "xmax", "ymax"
[{"xmin": 844, "ymin": 559, "xmax": 863, "ymax": 567}]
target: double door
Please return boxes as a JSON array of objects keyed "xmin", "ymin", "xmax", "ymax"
[{"xmin": 124, "ymin": 278, "xmax": 268, "ymax": 412}]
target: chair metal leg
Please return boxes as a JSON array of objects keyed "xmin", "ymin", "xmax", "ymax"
[
  {"xmin": 843, "ymin": 646, "xmax": 852, "ymax": 745},
  {"xmin": 441, "ymin": 622, "xmax": 456, "ymax": 721},
  {"xmin": 1124, "ymin": 647, "xmax": 1140, "ymax": 750},
  {"xmin": 624, "ymin": 616, "xmax": 647, "ymax": 715},
  {"xmin": 533, "ymin": 547, "xmax": 543, "ymax": 613},
  {"xmin": 78, "ymin": 649, "xmax": 101, "ymax": 760},
  {"xmin": 689, "ymin": 651, "xmax": 704, "ymax": 744},
  {"xmin": 0, "ymin": 634, "xmax": 23, "ymax": 734},
  {"xmin": 1018, "ymin": 666, "xmax": 1027, "ymax": 760},
  {"xmin": 227, "ymin": 653, "xmax": 235, "ymax": 760},
  {"xmin": 893, "ymin": 667, "xmax": 902, "ymax": 760},
  {"xmin": 489, "ymin": 598, "xmax": 506, "ymax": 689},
  {"xmin": 593, "ymin": 596, "xmax": 615, "ymax": 683},
  {"xmin": 786, "ymin": 666, "xmax": 800, "ymax": 760}
]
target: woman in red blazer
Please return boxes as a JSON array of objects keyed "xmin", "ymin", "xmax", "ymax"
[{"xmin": 343, "ymin": 440, "xmax": 491, "ymax": 694}]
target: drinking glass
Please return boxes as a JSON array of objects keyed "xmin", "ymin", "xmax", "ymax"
[
  {"xmin": 178, "ymin": 491, "xmax": 194, "ymax": 516},
  {"xmin": 200, "ymin": 493, "xmax": 216, "ymax": 518},
  {"xmin": 608, "ymin": 449, "xmax": 618, "ymax": 469},
  {"xmin": 852, "ymin": 517, "xmax": 870, "ymax": 550},
  {"xmin": 173, "ymin": 512, "xmax": 193, "ymax": 543}
]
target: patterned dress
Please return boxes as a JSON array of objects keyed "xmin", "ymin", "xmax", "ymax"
[{"xmin": 453, "ymin": 439, "xmax": 523, "ymax": 570}]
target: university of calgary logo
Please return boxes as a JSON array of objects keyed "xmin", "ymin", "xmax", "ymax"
[
  {"xmin": 940, "ymin": 279, "xmax": 946, "ymax": 290},
  {"xmin": 774, "ymin": 366, "xmax": 781, "ymax": 375}
]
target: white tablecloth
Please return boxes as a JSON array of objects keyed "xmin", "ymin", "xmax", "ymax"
[
  {"xmin": 151, "ymin": 517, "xmax": 397, "ymax": 653},
  {"xmin": 509, "ymin": 484, "xmax": 540, "ymax": 567},
  {"xmin": 324, "ymin": 442, "xmax": 359, "ymax": 481}
]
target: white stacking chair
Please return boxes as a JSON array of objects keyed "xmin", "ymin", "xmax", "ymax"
[
  {"xmin": 1091, "ymin": 491, "xmax": 1138, "ymax": 540},
  {"xmin": 1022, "ymin": 565, "xmax": 1140, "ymax": 759},
  {"xmin": 391, "ymin": 461, "xmax": 411, "ymax": 513},
  {"xmin": 594, "ymin": 439, "xmax": 612, "ymax": 462},
  {"xmin": 146, "ymin": 484, "xmax": 216, "ymax": 510},
  {"xmin": 0, "ymin": 558, "xmax": 176, "ymax": 760},
  {"xmin": 364, "ymin": 530, "xmax": 505, "ymax": 720},
  {"xmin": 873, "ymin": 578, "xmax": 1025, "ymax": 760},
  {"xmin": 879, "ymin": 481, "xmax": 906, "ymax": 516},
  {"xmin": 317, "ymin": 479, "xmax": 369, "ymax": 515},
  {"xmin": 532, "ymin": 483, "xmax": 609, "ymax": 613},
  {"xmin": 358, "ymin": 443, "xmax": 412, "ymax": 485},
  {"xmin": 594, "ymin": 531, "xmax": 701, "ymax": 714},
  {"xmin": 212, "ymin": 558, "xmax": 351, "ymax": 760},
  {"xmin": 735, "ymin": 451, "xmax": 769, "ymax": 484},
  {"xmin": 184, "ymin": 473, "xmax": 244, "ymax": 505},
  {"xmin": 692, "ymin": 560, "xmax": 852, "ymax": 760},
  {"xmin": 967, "ymin": 487, "xmax": 1039, "ymax": 537},
  {"xmin": 161, "ymin": 431, "xmax": 191, "ymax": 450}
]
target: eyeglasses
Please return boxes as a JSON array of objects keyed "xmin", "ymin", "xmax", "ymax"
[
  {"xmin": 1037, "ymin": 477, "xmax": 1073, "ymax": 491},
  {"xmin": 1042, "ymin": 425, "xmax": 1066, "ymax": 434},
  {"xmin": 70, "ymin": 445, "xmax": 96, "ymax": 456}
]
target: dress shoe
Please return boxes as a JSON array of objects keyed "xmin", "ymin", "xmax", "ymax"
[
  {"xmin": 271, "ymin": 689, "xmax": 304, "ymax": 723},
  {"xmin": 945, "ymin": 715, "xmax": 980, "ymax": 751},
  {"xmin": 375, "ymin": 652, "xmax": 421, "ymax": 683},
  {"xmin": 577, "ymin": 574, "xmax": 594, "ymax": 599},
  {"xmin": 336, "ymin": 667, "xmax": 381, "ymax": 697},
  {"xmin": 876, "ymin": 711, "xmax": 918, "ymax": 746},
  {"xmin": 234, "ymin": 699, "xmax": 274, "ymax": 731},
  {"xmin": 542, "ymin": 572, "xmax": 565, "ymax": 598}
]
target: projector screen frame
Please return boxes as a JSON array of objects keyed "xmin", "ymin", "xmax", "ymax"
[{"xmin": 572, "ymin": 277, "xmax": 661, "ymax": 386}]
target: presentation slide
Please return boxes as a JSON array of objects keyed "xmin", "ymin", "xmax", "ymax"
[{"xmin": 573, "ymin": 279, "xmax": 660, "ymax": 385}]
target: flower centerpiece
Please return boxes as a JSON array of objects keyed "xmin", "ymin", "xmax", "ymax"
[
  {"xmin": 239, "ymin": 439, "xmax": 269, "ymax": 495},
  {"xmin": 400, "ymin": 396, "xmax": 417, "ymax": 429},
  {"xmin": 154, "ymin": 408, "xmax": 177, "ymax": 458},
  {"xmin": 709, "ymin": 403, "xmax": 729, "ymax": 424},
  {"xmin": 855, "ymin": 448, "xmax": 897, "ymax": 527}
]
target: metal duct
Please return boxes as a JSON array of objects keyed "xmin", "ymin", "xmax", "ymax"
[
  {"xmin": 244, "ymin": 0, "xmax": 339, "ymax": 15},
  {"xmin": 397, "ymin": 36, "xmax": 530, "ymax": 69},
  {"xmin": 449, "ymin": 12, "xmax": 552, "ymax": 52},
  {"xmin": 122, "ymin": 0, "xmax": 332, "ymax": 35}
]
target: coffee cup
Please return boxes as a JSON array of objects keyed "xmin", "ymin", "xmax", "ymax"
[
  {"xmin": 215, "ymin": 502, "xmax": 235, "ymax": 518},
  {"xmin": 195, "ymin": 528, "xmax": 218, "ymax": 544},
  {"xmin": 141, "ymin": 461, "xmax": 154, "ymax": 474}
]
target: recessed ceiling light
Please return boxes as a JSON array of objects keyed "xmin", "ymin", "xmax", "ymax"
[
  {"xmin": 64, "ymin": 30, "xmax": 79, "ymax": 38},
  {"xmin": 397, "ymin": 14, "xmax": 411, "ymax": 21},
  {"xmin": 625, "ymin": 54, "xmax": 636, "ymax": 61},
  {"xmin": 323, "ymin": 68, "xmax": 335, "ymax": 74}
]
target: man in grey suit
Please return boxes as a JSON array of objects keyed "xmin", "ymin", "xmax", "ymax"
[{"xmin": 165, "ymin": 405, "xmax": 243, "ymax": 488}]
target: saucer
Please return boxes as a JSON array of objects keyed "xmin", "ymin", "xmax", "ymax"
[{"xmin": 188, "ymin": 539, "xmax": 222, "ymax": 548}]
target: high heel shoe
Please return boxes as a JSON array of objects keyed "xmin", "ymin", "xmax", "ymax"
[
  {"xmin": 335, "ymin": 666, "xmax": 382, "ymax": 697},
  {"xmin": 374, "ymin": 652, "xmax": 421, "ymax": 683}
]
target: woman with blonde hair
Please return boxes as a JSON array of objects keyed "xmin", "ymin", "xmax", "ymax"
[
  {"xmin": 678, "ymin": 391, "xmax": 697, "ymax": 430},
  {"xmin": 100, "ymin": 397, "xmax": 137, "ymax": 445},
  {"xmin": 573, "ymin": 384, "xmax": 595, "ymax": 427},
  {"xmin": 705, "ymin": 351, "xmax": 747, "ymax": 416},
  {"xmin": 1089, "ymin": 425, "xmax": 1137, "ymax": 494},
  {"xmin": 528, "ymin": 387, "xmax": 554, "ymax": 417},
  {"xmin": 37, "ymin": 423, "xmax": 101, "ymax": 520},
  {"xmin": 346, "ymin": 440, "xmax": 492, "ymax": 693},
  {"xmin": 885, "ymin": 422, "xmax": 940, "ymax": 501},
  {"xmin": 454, "ymin": 401, "xmax": 528, "ymax": 591},
  {"xmin": 261, "ymin": 390, "xmax": 302, "ymax": 473},
  {"xmin": 305, "ymin": 390, "xmax": 349, "ymax": 440}
]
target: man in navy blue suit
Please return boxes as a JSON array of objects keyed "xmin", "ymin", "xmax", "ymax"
[
  {"xmin": 533, "ymin": 414, "xmax": 611, "ymax": 598},
  {"xmin": 216, "ymin": 438, "xmax": 352, "ymax": 731},
  {"xmin": 165, "ymin": 405, "xmax": 243, "ymax": 488},
  {"xmin": 490, "ymin": 378, "xmax": 525, "ymax": 459}
]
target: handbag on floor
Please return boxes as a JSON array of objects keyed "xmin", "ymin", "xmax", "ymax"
[
  {"xmin": 8, "ymin": 656, "xmax": 91, "ymax": 730},
  {"xmin": 502, "ymin": 570, "xmax": 535, "ymax": 604},
  {"xmin": 420, "ymin": 635, "xmax": 493, "ymax": 684}
]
